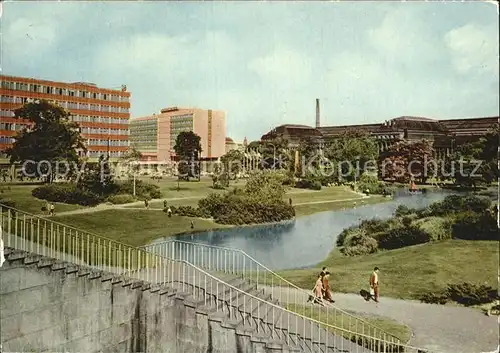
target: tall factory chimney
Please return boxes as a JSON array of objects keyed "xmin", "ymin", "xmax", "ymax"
[{"xmin": 315, "ymin": 98, "xmax": 320, "ymax": 128}]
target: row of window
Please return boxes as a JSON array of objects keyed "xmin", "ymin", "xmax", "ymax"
[
  {"xmin": 71, "ymin": 115, "xmax": 129, "ymax": 125},
  {"xmin": 0, "ymin": 110, "xmax": 129, "ymax": 125},
  {"xmin": 87, "ymin": 151, "xmax": 125, "ymax": 158},
  {"xmin": 80, "ymin": 127, "xmax": 129, "ymax": 135},
  {"xmin": 87, "ymin": 139, "xmax": 128, "ymax": 147},
  {"xmin": 0, "ymin": 96, "xmax": 129, "ymax": 113},
  {"xmin": 0, "ymin": 137, "xmax": 15, "ymax": 144},
  {"xmin": 1, "ymin": 123, "xmax": 25, "ymax": 131},
  {"xmin": 171, "ymin": 114, "xmax": 193, "ymax": 121},
  {"xmin": 1, "ymin": 80, "xmax": 129, "ymax": 102}
]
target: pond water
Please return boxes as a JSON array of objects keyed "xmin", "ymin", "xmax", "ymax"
[{"xmin": 150, "ymin": 190, "xmax": 457, "ymax": 270}]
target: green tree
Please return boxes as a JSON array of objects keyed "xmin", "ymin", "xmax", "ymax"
[
  {"xmin": 212, "ymin": 162, "xmax": 229, "ymax": 189},
  {"xmin": 220, "ymin": 149, "xmax": 244, "ymax": 181},
  {"xmin": 5, "ymin": 100, "xmax": 86, "ymax": 183},
  {"xmin": 120, "ymin": 146, "xmax": 143, "ymax": 178},
  {"xmin": 174, "ymin": 131, "xmax": 202, "ymax": 181},
  {"xmin": 296, "ymin": 136, "xmax": 321, "ymax": 177},
  {"xmin": 244, "ymin": 170, "xmax": 287, "ymax": 202},
  {"xmin": 442, "ymin": 124, "xmax": 499, "ymax": 187},
  {"xmin": 78, "ymin": 154, "xmax": 117, "ymax": 196},
  {"xmin": 380, "ymin": 139, "xmax": 434, "ymax": 183},
  {"xmin": 324, "ymin": 131, "xmax": 379, "ymax": 181},
  {"xmin": 260, "ymin": 137, "xmax": 289, "ymax": 170}
]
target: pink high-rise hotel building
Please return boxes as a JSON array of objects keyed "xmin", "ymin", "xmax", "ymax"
[{"xmin": 129, "ymin": 107, "xmax": 226, "ymax": 161}]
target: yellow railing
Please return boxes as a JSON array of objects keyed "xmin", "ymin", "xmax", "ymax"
[
  {"xmin": 145, "ymin": 239, "xmax": 406, "ymax": 349},
  {"xmin": 0, "ymin": 203, "xmax": 433, "ymax": 353}
]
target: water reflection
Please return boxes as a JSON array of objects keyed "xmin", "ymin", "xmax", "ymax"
[{"xmin": 150, "ymin": 190, "xmax": 457, "ymax": 270}]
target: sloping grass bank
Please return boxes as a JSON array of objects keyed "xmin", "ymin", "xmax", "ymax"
[{"xmin": 277, "ymin": 240, "xmax": 498, "ymax": 300}]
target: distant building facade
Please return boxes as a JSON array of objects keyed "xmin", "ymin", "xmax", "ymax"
[
  {"xmin": 129, "ymin": 107, "xmax": 226, "ymax": 162},
  {"xmin": 0, "ymin": 74, "xmax": 131, "ymax": 162},
  {"xmin": 262, "ymin": 116, "xmax": 498, "ymax": 160},
  {"xmin": 224, "ymin": 137, "xmax": 245, "ymax": 154}
]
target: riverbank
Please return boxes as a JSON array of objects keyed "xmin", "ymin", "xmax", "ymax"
[{"xmin": 52, "ymin": 192, "xmax": 388, "ymax": 245}]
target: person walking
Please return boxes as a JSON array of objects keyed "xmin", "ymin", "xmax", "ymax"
[
  {"xmin": 322, "ymin": 272, "xmax": 334, "ymax": 303},
  {"xmin": 49, "ymin": 203, "xmax": 55, "ymax": 216},
  {"xmin": 369, "ymin": 267, "xmax": 380, "ymax": 303},
  {"xmin": 167, "ymin": 207, "xmax": 172, "ymax": 217},
  {"xmin": 319, "ymin": 266, "xmax": 327, "ymax": 278},
  {"xmin": 313, "ymin": 274, "xmax": 325, "ymax": 305}
]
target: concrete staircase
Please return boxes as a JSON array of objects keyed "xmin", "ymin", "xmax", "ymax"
[
  {"xmin": 1, "ymin": 204, "xmax": 418, "ymax": 352},
  {"xmin": 1, "ymin": 247, "xmax": 373, "ymax": 352}
]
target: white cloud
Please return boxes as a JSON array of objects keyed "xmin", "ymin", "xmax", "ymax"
[
  {"xmin": 367, "ymin": 7, "xmax": 443, "ymax": 65},
  {"xmin": 444, "ymin": 23, "xmax": 499, "ymax": 76},
  {"xmin": 248, "ymin": 47, "xmax": 313, "ymax": 90},
  {"xmin": 2, "ymin": 17, "xmax": 57, "ymax": 60}
]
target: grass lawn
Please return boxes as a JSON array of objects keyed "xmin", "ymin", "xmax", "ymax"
[
  {"xmin": 287, "ymin": 304, "xmax": 412, "ymax": 344},
  {"xmin": 294, "ymin": 195, "xmax": 389, "ymax": 216},
  {"xmin": 0, "ymin": 185, "xmax": 86, "ymax": 214},
  {"xmin": 277, "ymin": 240, "xmax": 498, "ymax": 301},
  {"xmin": 53, "ymin": 209, "xmax": 231, "ymax": 247}
]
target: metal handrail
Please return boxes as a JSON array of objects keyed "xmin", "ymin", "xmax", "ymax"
[
  {"xmin": 177, "ymin": 259, "xmax": 429, "ymax": 353},
  {"xmin": 144, "ymin": 239, "xmax": 402, "ymax": 342},
  {"xmin": 0, "ymin": 204, "xmax": 429, "ymax": 352}
]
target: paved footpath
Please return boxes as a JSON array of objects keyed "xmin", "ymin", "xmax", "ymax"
[
  {"xmin": 262, "ymin": 286, "xmax": 499, "ymax": 353},
  {"xmin": 45, "ymin": 193, "xmax": 371, "ymax": 217}
]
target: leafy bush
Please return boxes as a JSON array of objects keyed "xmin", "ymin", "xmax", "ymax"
[
  {"xmin": 418, "ymin": 291, "xmax": 450, "ymax": 305},
  {"xmin": 451, "ymin": 211, "xmax": 497, "ymax": 240},
  {"xmin": 359, "ymin": 218, "xmax": 392, "ymax": 233},
  {"xmin": 336, "ymin": 226, "xmax": 358, "ymax": 247},
  {"xmin": 357, "ymin": 174, "xmax": 386, "ymax": 195},
  {"xmin": 32, "ymin": 184, "xmax": 102, "ymax": 206},
  {"xmin": 168, "ymin": 205, "xmax": 206, "ymax": 218},
  {"xmin": 420, "ymin": 283, "xmax": 498, "ymax": 306},
  {"xmin": 107, "ymin": 194, "xmax": 136, "ymax": 204},
  {"xmin": 341, "ymin": 233, "xmax": 379, "ymax": 256},
  {"xmin": 116, "ymin": 179, "xmax": 162, "ymax": 199},
  {"xmin": 295, "ymin": 178, "xmax": 322, "ymax": 190},
  {"xmin": 447, "ymin": 283, "xmax": 498, "ymax": 306},
  {"xmin": 378, "ymin": 226, "xmax": 431, "ymax": 250},
  {"xmin": 394, "ymin": 205, "xmax": 418, "ymax": 217},
  {"xmin": 412, "ymin": 216, "xmax": 452, "ymax": 241},
  {"xmin": 429, "ymin": 195, "xmax": 491, "ymax": 216},
  {"xmin": 196, "ymin": 171, "xmax": 296, "ymax": 225}
]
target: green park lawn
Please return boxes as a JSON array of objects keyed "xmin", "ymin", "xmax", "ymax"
[
  {"xmin": 2, "ymin": 177, "xmax": 385, "ymax": 241},
  {"xmin": 0, "ymin": 184, "xmax": 85, "ymax": 214},
  {"xmin": 277, "ymin": 240, "xmax": 498, "ymax": 301},
  {"xmin": 53, "ymin": 209, "xmax": 231, "ymax": 247}
]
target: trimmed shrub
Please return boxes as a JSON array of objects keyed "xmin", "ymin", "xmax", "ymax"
[
  {"xmin": 412, "ymin": 216, "xmax": 452, "ymax": 241},
  {"xmin": 107, "ymin": 194, "xmax": 136, "ymax": 204},
  {"xmin": 32, "ymin": 184, "xmax": 102, "ymax": 206},
  {"xmin": 116, "ymin": 180, "xmax": 162, "ymax": 199},
  {"xmin": 451, "ymin": 211, "xmax": 497, "ymax": 240},
  {"xmin": 168, "ymin": 205, "xmax": 205, "ymax": 218},
  {"xmin": 359, "ymin": 218, "xmax": 392, "ymax": 234},
  {"xmin": 421, "ymin": 283, "xmax": 498, "ymax": 307},
  {"xmin": 295, "ymin": 178, "xmax": 322, "ymax": 190},
  {"xmin": 429, "ymin": 195, "xmax": 491, "ymax": 216},
  {"xmin": 378, "ymin": 226, "xmax": 431, "ymax": 250},
  {"xmin": 336, "ymin": 226, "xmax": 358, "ymax": 247},
  {"xmin": 341, "ymin": 234, "xmax": 379, "ymax": 256},
  {"xmin": 448, "ymin": 283, "xmax": 498, "ymax": 306}
]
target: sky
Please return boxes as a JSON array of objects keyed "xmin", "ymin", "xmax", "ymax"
[{"xmin": 1, "ymin": 1, "xmax": 498, "ymax": 142}]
